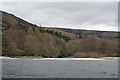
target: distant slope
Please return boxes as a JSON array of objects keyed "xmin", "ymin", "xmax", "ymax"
[
  {"xmin": 55, "ymin": 28, "xmax": 119, "ymax": 39},
  {"xmin": 43, "ymin": 28, "xmax": 76, "ymax": 39}
]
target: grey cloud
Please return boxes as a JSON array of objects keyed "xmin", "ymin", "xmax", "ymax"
[{"xmin": 1, "ymin": 2, "xmax": 118, "ymax": 31}]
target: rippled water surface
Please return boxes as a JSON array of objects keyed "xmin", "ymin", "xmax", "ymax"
[{"xmin": 1, "ymin": 58, "xmax": 119, "ymax": 78}]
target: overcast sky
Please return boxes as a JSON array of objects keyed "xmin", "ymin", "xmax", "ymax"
[{"xmin": 0, "ymin": 2, "xmax": 118, "ymax": 31}]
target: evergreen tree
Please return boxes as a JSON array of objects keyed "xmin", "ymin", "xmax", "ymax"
[
  {"xmin": 23, "ymin": 26, "xmax": 28, "ymax": 32},
  {"xmin": 79, "ymin": 34, "xmax": 82, "ymax": 39},
  {"xmin": 28, "ymin": 27, "xmax": 33, "ymax": 32},
  {"xmin": 2, "ymin": 35, "xmax": 9, "ymax": 55},
  {"xmin": 39, "ymin": 24, "xmax": 44, "ymax": 32}
]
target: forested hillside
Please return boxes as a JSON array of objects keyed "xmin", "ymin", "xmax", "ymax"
[
  {"xmin": 1, "ymin": 11, "xmax": 120, "ymax": 58},
  {"xmin": 56, "ymin": 28, "xmax": 120, "ymax": 39}
]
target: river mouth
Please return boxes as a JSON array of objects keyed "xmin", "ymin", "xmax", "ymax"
[{"xmin": 1, "ymin": 57, "xmax": 119, "ymax": 78}]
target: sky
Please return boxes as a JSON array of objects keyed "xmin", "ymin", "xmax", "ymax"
[{"xmin": 0, "ymin": 2, "xmax": 118, "ymax": 31}]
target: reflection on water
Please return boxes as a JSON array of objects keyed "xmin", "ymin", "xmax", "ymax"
[{"xmin": 2, "ymin": 58, "xmax": 118, "ymax": 78}]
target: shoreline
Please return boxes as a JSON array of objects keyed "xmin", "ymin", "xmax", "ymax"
[{"xmin": 0, "ymin": 56, "xmax": 118, "ymax": 60}]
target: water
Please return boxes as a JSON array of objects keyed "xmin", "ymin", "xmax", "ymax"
[{"xmin": 1, "ymin": 57, "xmax": 119, "ymax": 78}]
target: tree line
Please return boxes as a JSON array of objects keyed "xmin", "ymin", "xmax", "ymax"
[{"xmin": 2, "ymin": 26, "xmax": 120, "ymax": 58}]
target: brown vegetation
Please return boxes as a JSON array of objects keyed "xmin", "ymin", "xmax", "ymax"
[
  {"xmin": 2, "ymin": 26, "xmax": 119, "ymax": 58},
  {"xmin": 2, "ymin": 26, "xmax": 64, "ymax": 57},
  {"xmin": 1, "ymin": 11, "xmax": 119, "ymax": 58},
  {"xmin": 67, "ymin": 36, "xmax": 119, "ymax": 58}
]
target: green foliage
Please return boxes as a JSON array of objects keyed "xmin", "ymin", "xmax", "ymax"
[
  {"xmin": 46, "ymin": 29, "xmax": 70, "ymax": 42},
  {"xmin": 79, "ymin": 35, "xmax": 82, "ymax": 39},
  {"xmin": 23, "ymin": 26, "xmax": 28, "ymax": 32},
  {"xmin": 28, "ymin": 27, "xmax": 33, "ymax": 32},
  {"xmin": 2, "ymin": 24, "xmax": 11, "ymax": 31},
  {"xmin": 20, "ymin": 52, "xmax": 28, "ymax": 56},
  {"xmin": 58, "ymin": 51, "xmax": 73, "ymax": 58},
  {"xmin": 76, "ymin": 34, "xmax": 82, "ymax": 39},
  {"xmin": 84, "ymin": 34, "xmax": 87, "ymax": 37},
  {"xmin": 40, "ymin": 28, "xmax": 43, "ymax": 32},
  {"xmin": 58, "ymin": 50, "xmax": 64, "ymax": 58},
  {"xmin": 2, "ymin": 35, "xmax": 9, "ymax": 54}
]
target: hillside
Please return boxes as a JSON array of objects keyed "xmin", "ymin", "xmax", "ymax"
[
  {"xmin": 1, "ymin": 11, "xmax": 120, "ymax": 58},
  {"xmin": 1, "ymin": 11, "xmax": 70, "ymax": 57},
  {"xmin": 1, "ymin": 11, "xmax": 76, "ymax": 40},
  {"xmin": 56, "ymin": 28, "xmax": 119, "ymax": 39},
  {"xmin": 1, "ymin": 10, "xmax": 119, "ymax": 39},
  {"xmin": 2, "ymin": 11, "xmax": 36, "ymax": 29}
]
